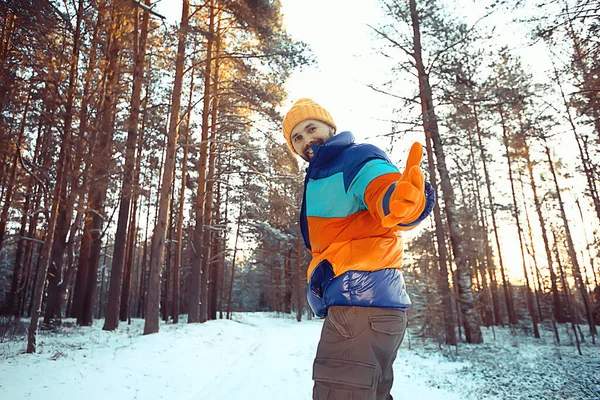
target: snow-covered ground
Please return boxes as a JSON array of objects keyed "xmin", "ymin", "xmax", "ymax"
[{"xmin": 1, "ymin": 313, "xmax": 599, "ymax": 399}]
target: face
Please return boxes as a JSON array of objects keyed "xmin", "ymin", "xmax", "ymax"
[{"xmin": 290, "ymin": 119, "xmax": 335, "ymax": 161}]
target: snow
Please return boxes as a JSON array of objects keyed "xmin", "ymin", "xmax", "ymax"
[{"xmin": 1, "ymin": 314, "xmax": 599, "ymax": 399}]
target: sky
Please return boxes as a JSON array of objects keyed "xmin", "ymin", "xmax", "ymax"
[
  {"xmin": 153, "ymin": 0, "xmax": 597, "ymax": 284},
  {"xmin": 153, "ymin": 0, "xmax": 556, "ymax": 158}
]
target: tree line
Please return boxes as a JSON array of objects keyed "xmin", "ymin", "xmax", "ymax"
[
  {"xmin": 0, "ymin": 0, "xmax": 598, "ymax": 355},
  {"xmin": 370, "ymin": 0, "xmax": 599, "ymax": 351},
  {"xmin": 0, "ymin": 0, "xmax": 310, "ymax": 353}
]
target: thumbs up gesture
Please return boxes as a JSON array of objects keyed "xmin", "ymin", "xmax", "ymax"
[{"xmin": 381, "ymin": 142, "xmax": 426, "ymax": 227}]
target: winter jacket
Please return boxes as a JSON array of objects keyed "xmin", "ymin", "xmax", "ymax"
[{"xmin": 301, "ymin": 131, "xmax": 435, "ymax": 317}]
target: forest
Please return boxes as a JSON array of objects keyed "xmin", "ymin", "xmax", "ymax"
[{"xmin": 0, "ymin": 0, "xmax": 598, "ymax": 367}]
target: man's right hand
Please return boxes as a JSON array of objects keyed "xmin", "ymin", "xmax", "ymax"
[{"xmin": 381, "ymin": 142, "xmax": 426, "ymax": 227}]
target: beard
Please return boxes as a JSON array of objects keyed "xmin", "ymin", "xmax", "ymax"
[{"xmin": 303, "ymin": 138, "xmax": 326, "ymax": 161}]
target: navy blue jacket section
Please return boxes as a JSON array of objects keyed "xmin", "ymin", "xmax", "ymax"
[{"xmin": 307, "ymin": 264, "xmax": 412, "ymax": 318}]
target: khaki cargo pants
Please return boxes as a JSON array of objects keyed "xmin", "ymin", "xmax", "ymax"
[{"xmin": 312, "ymin": 306, "xmax": 407, "ymax": 400}]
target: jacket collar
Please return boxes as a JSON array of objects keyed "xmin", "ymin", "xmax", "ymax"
[{"xmin": 308, "ymin": 131, "xmax": 355, "ymax": 169}]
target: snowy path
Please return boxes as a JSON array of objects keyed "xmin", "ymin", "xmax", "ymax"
[
  {"xmin": 187, "ymin": 315, "xmax": 318, "ymax": 399},
  {"xmin": 1, "ymin": 313, "xmax": 464, "ymax": 400},
  {"xmin": 2, "ymin": 313, "xmax": 598, "ymax": 399}
]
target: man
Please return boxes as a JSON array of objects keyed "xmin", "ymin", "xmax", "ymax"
[{"xmin": 282, "ymin": 98, "xmax": 435, "ymax": 400}]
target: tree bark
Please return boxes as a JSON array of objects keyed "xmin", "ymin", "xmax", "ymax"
[
  {"xmin": 227, "ymin": 202, "xmax": 244, "ymax": 319},
  {"xmin": 466, "ymin": 122, "xmax": 495, "ymax": 327},
  {"xmin": 219, "ymin": 175, "xmax": 231, "ymax": 320},
  {"xmin": 515, "ymin": 113, "xmax": 565, "ymax": 324},
  {"xmin": 551, "ymin": 64, "xmax": 600, "ymax": 224},
  {"xmin": 475, "ymin": 103, "xmax": 514, "ymax": 325},
  {"xmin": 544, "ymin": 142, "xmax": 596, "ymax": 339},
  {"xmin": 26, "ymin": 164, "xmax": 64, "ymax": 351},
  {"xmin": 144, "ymin": 0, "xmax": 189, "ymax": 335},
  {"xmin": 172, "ymin": 65, "xmax": 194, "ymax": 324},
  {"xmin": 409, "ymin": 0, "xmax": 482, "ymax": 343},
  {"xmin": 518, "ymin": 170, "xmax": 545, "ymax": 322},
  {"xmin": 501, "ymin": 124, "xmax": 539, "ymax": 338},
  {"xmin": 2, "ymin": 173, "xmax": 32, "ymax": 316},
  {"xmin": 42, "ymin": 0, "xmax": 86, "ymax": 325},
  {"xmin": 121, "ymin": 102, "xmax": 147, "ymax": 321},
  {"xmin": 162, "ymin": 181, "xmax": 176, "ymax": 322},
  {"xmin": 552, "ymin": 230, "xmax": 582, "ymax": 355},
  {"xmin": 70, "ymin": 0, "xmax": 105, "ymax": 321},
  {"xmin": 81, "ymin": 2, "xmax": 124, "ymax": 326},
  {"xmin": 26, "ymin": 39, "xmax": 76, "ymax": 352},
  {"xmin": 190, "ymin": 0, "xmax": 215, "ymax": 324},
  {"xmin": 105, "ymin": 0, "xmax": 150, "ymax": 331},
  {"xmin": 0, "ymin": 89, "xmax": 30, "ymax": 253},
  {"xmin": 202, "ymin": 13, "xmax": 221, "ymax": 322}
]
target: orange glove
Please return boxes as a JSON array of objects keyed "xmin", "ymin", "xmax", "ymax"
[{"xmin": 381, "ymin": 142, "xmax": 426, "ymax": 228}]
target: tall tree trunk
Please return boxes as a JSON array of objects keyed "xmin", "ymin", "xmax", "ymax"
[
  {"xmin": 97, "ymin": 266, "xmax": 107, "ymax": 319},
  {"xmin": 70, "ymin": 0, "xmax": 104, "ymax": 320},
  {"xmin": 172, "ymin": 66, "xmax": 194, "ymax": 324},
  {"xmin": 518, "ymin": 170, "xmax": 544, "ymax": 322},
  {"xmin": 0, "ymin": 11, "xmax": 16, "ymax": 119},
  {"xmin": 427, "ymin": 134, "xmax": 456, "ymax": 343},
  {"xmin": 26, "ymin": 167, "xmax": 64, "ymax": 352},
  {"xmin": 544, "ymin": 142, "xmax": 596, "ymax": 340},
  {"xmin": 81, "ymin": 3, "xmax": 124, "ymax": 326},
  {"xmin": 201, "ymin": 15, "xmax": 221, "ymax": 322},
  {"xmin": 56, "ymin": 211, "xmax": 82, "ymax": 317},
  {"xmin": 121, "ymin": 190, "xmax": 139, "ymax": 322},
  {"xmin": 162, "ymin": 181, "xmax": 176, "ymax": 322},
  {"xmin": 211, "ymin": 181, "xmax": 223, "ymax": 320},
  {"xmin": 19, "ymin": 74, "xmax": 57, "ymax": 321},
  {"xmin": 121, "ymin": 103, "xmax": 147, "ymax": 321},
  {"xmin": 1, "ymin": 89, "xmax": 37, "ymax": 317},
  {"xmin": 25, "ymin": 44, "xmax": 76, "ymax": 352},
  {"xmin": 2, "ymin": 116, "xmax": 46, "ymax": 316},
  {"xmin": 551, "ymin": 63, "xmax": 600, "ymax": 223},
  {"xmin": 514, "ymin": 115, "xmax": 565, "ymax": 323},
  {"xmin": 416, "ymin": 80, "xmax": 456, "ymax": 344},
  {"xmin": 144, "ymin": 0, "xmax": 189, "ymax": 335},
  {"xmin": 43, "ymin": 0, "xmax": 86, "ymax": 325},
  {"xmin": 409, "ymin": 0, "xmax": 482, "ymax": 343},
  {"xmin": 575, "ymin": 199, "xmax": 599, "ymax": 290},
  {"xmin": 2, "ymin": 174, "xmax": 32, "ymax": 316},
  {"xmin": 552, "ymin": 230, "xmax": 582, "ymax": 355},
  {"xmin": 475, "ymin": 103, "xmax": 514, "ymax": 325},
  {"xmin": 120, "ymin": 200, "xmax": 136, "ymax": 322},
  {"xmin": 226, "ymin": 202, "xmax": 244, "ymax": 319},
  {"xmin": 218, "ymin": 174, "xmax": 231, "ymax": 320},
  {"xmin": 190, "ymin": 0, "xmax": 214, "ymax": 324},
  {"xmin": 137, "ymin": 186, "xmax": 151, "ymax": 318},
  {"xmin": 501, "ymin": 125, "xmax": 539, "ymax": 338},
  {"xmin": 467, "ymin": 124, "xmax": 495, "ymax": 327},
  {"xmin": 0, "ymin": 152, "xmax": 9, "ymax": 198},
  {"xmin": 105, "ymin": 0, "xmax": 150, "ymax": 331},
  {"xmin": 0, "ymin": 89, "xmax": 30, "ymax": 253}
]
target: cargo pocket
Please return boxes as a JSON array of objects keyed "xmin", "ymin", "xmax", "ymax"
[
  {"xmin": 327, "ymin": 306, "xmax": 353, "ymax": 339},
  {"xmin": 313, "ymin": 358, "xmax": 377, "ymax": 396},
  {"xmin": 368, "ymin": 315, "xmax": 406, "ymax": 335}
]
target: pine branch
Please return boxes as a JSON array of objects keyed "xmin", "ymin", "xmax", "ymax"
[{"xmin": 131, "ymin": 0, "xmax": 166, "ymax": 19}]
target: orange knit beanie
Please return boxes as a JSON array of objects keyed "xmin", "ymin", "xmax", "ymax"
[{"xmin": 282, "ymin": 98, "xmax": 336, "ymax": 154}]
